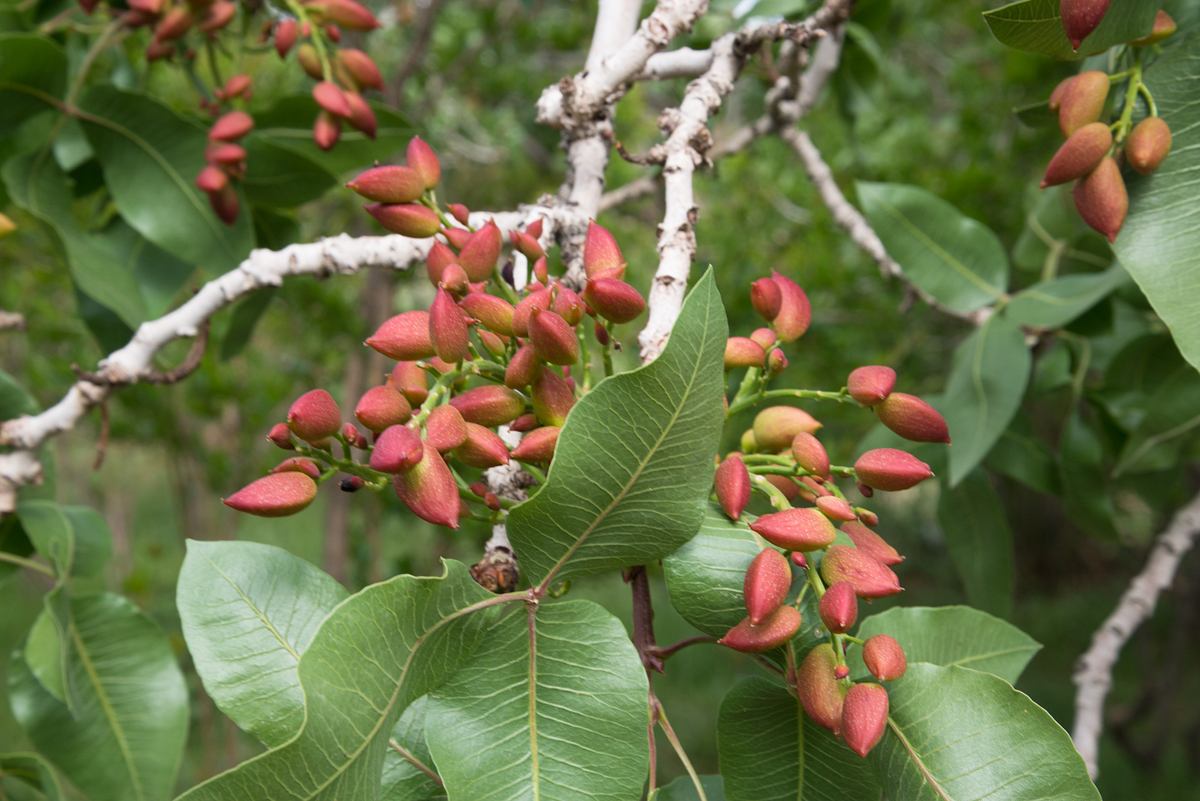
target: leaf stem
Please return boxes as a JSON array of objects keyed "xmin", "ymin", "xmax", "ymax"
[
  {"xmin": 655, "ymin": 702, "xmax": 708, "ymax": 801},
  {"xmin": 0, "ymin": 552, "xmax": 55, "ymax": 577},
  {"xmin": 387, "ymin": 739, "xmax": 443, "ymax": 787}
]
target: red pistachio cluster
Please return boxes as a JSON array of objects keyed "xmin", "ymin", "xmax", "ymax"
[
  {"xmin": 224, "ymin": 140, "xmax": 649, "ymax": 528},
  {"xmin": 712, "ymin": 273, "xmax": 949, "ymax": 757}
]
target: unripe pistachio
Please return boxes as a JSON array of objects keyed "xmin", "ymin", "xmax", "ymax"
[
  {"xmin": 1132, "ymin": 9, "xmax": 1176, "ymax": 46},
  {"xmin": 799, "ymin": 476, "xmax": 831, "ymax": 499},
  {"xmin": 340, "ymin": 422, "xmax": 368, "ymax": 449},
  {"xmin": 296, "ymin": 43, "xmax": 323, "ymax": 79},
  {"xmin": 206, "ymin": 142, "xmax": 247, "ymax": 171},
  {"xmin": 854, "ymin": 448, "xmax": 934, "ymax": 492},
  {"xmin": 797, "ymin": 644, "xmax": 846, "ymax": 734},
  {"xmin": 551, "ymin": 285, "xmax": 585, "ymax": 326},
  {"xmin": 324, "ymin": 23, "xmax": 342, "ymax": 41},
  {"xmin": 840, "ymin": 521, "xmax": 903, "ymax": 566},
  {"xmin": 714, "ymin": 454, "xmax": 751, "ymax": 521},
  {"xmin": 347, "ymin": 165, "xmax": 424, "ymax": 203},
  {"xmin": 127, "ymin": 0, "xmax": 163, "ymax": 15},
  {"xmin": 218, "ymin": 74, "xmax": 252, "ymax": 101},
  {"xmin": 790, "ymin": 551, "xmax": 808, "ymax": 569},
  {"xmin": 288, "ymin": 389, "xmax": 341, "ymax": 442},
  {"xmin": 510, "ymin": 230, "xmax": 544, "ymax": 261},
  {"xmin": 1125, "ymin": 116, "xmax": 1171, "ymax": 175},
  {"xmin": 199, "ymin": 1, "xmax": 236, "ymax": 33},
  {"xmin": 406, "ymin": 136, "xmax": 440, "ymax": 189},
  {"xmin": 583, "ymin": 220, "xmax": 626, "ymax": 280},
  {"xmin": 271, "ymin": 457, "xmax": 321, "ymax": 479},
  {"xmin": 196, "ymin": 165, "xmax": 228, "ymax": 194},
  {"xmin": 791, "ymin": 433, "xmax": 830, "ymax": 479},
  {"xmin": 834, "ymin": 665, "xmax": 850, "ymax": 680},
  {"xmin": 450, "ymin": 385, "xmax": 525, "ymax": 427},
  {"xmin": 448, "ymin": 204, "xmax": 470, "ymax": 226},
  {"xmin": 1060, "ymin": 0, "xmax": 1110, "ymax": 50},
  {"xmin": 1073, "ymin": 156, "xmax": 1127, "ymax": 243},
  {"xmin": 529, "ymin": 308, "xmax": 579, "ymax": 366},
  {"xmin": 505, "ymin": 344, "xmax": 543, "ymax": 390},
  {"xmin": 355, "ymin": 384, "xmax": 411, "ymax": 432},
  {"xmin": 394, "ymin": 442, "xmax": 459, "ymax": 528},
  {"xmin": 531, "ymin": 369, "xmax": 575, "ymax": 426},
  {"xmin": 766, "ymin": 348, "xmax": 788, "ymax": 374},
  {"xmin": 1042, "ymin": 122, "xmax": 1112, "ymax": 188},
  {"xmin": 274, "ymin": 19, "xmax": 298, "ymax": 56},
  {"xmin": 816, "ymin": 496, "xmax": 856, "ymax": 522},
  {"xmin": 769, "ymin": 271, "xmax": 811, "ymax": 341},
  {"xmin": 510, "ymin": 425, "xmax": 560, "ymax": 463},
  {"xmin": 510, "ymin": 413, "xmax": 539, "ymax": 433},
  {"xmin": 425, "ymin": 241, "xmax": 456, "ymax": 285},
  {"xmin": 820, "ymin": 545, "xmax": 902, "ymax": 599},
  {"xmin": 153, "ymin": 6, "xmax": 193, "ymax": 40},
  {"xmin": 847, "ymin": 365, "xmax": 896, "ymax": 406},
  {"xmin": 366, "ymin": 203, "xmax": 440, "ymax": 238},
  {"xmin": 424, "ymin": 404, "xmax": 468, "ymax": 452},
  {"xmin": 750, "ymin": 277, "xmax": 782, "ymax": 321},
  {"xmin": 765, "ymin": 474, "xmax": 801, "ymax": 500},
  {"xmin": 863, "ymin": 634, "xmax": 907, "ymax": 681},
  {"xmin": 389, "ymin": 361, "xmax": 429, "ymax": 405},
  {"xmin": 584, "ymin": 278, "xmax": 645, "ymax": 324},
  {"xmin": 457, "ymin": 221, "xmax": 503, "ymax": 282},
  {"xmin": 749, "ymin": 327, "xmax": 777, "ymax": 350},
  {"xmin": 532, "ymin": 256, "xmax": 550, "ymax": 284},
  {"xmin": 743, "ymin": 547, "xmax": 792, "ymax": 625},
  {"xmin": 209, "ymin": 110, "xmax": 254, "ymax": 142},
  {"xmin": 724, "ymin": 337, "xmax": 766, "ymax": 370},
  {"xmin": 719, "ymin": 605, "xmax": 802, "ymax": 653},
  {"xmin": 455, "ymin": 423, "xmax": 510, "ymax": 468},
  {"xmin": 370, "ymin": 424, "xmax": 424, "ymax": 473},
  {"xmin": 819, "ymin": 581, "xmax": 858, "ymax": 633},
  {"xmin": 266, "ymin": 422, "xmax": 294, "ymax": 450},
  {"xmin": 752, "ymin": 406, "xmax": 821, "ymax": 452},
  {"xmin": 740, "ymin": 428, "xmax": 758, "ymax": 453},
  {"xmin": 206, "ymin": 183, "xmax": 239, "ymax": 226},
  {"xmin": 512, "ymin": 287, "xmax": 551, "ymax": 337},
  {"xmin": 875, "ymin": 392, "xmax": 951, "ymax": 444},
  {"xmin": 429, "ymin": 289, "xmax": 470, "ymax": 363},
  {"xmin": 367, "ymin": 311, "xmax": 435, "ymax": 360},
  {"xmin": 443, "ymin": 227, "xmax": 470, "ymax": 251},
  {"xmin": 841, "ymin": 683, "xmax": 889, "ymax": 758},
  {"xmin": 477, "ymin": 330, "xmax": 507, "ymax": 358},
  {"xmin": 337, "ymin": 48, "xmax": 383, "ymax": 89},
  {"xmin": 750, "ymin": 507, "xmax": 837, "ymax": 551},
  {"xmin": 1058, "ymin": 71, "xmax": 1109, "ymax": 137},
  {"xmin": 224, "ymin": 472, "xmax": 317, "ymax": 517},
  {"xmin": 855, "ymin": 507, "xmax": 880, "ymax": 527},
  {"xmin": 315, "ymin": 0, "xmax": 378, "ymax": 30},
  {"xmin": 457, "ymin": 293, "xmax": 514, "ymax": 337},
  {"xmin": 1048, "ymin": 76, "xmax": 1072, "ymax": 111}
]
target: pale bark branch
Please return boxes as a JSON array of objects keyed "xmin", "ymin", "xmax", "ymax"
[
  {"xmin": 1071, "ymin": 490, "xmax": 1200, "ymax": 779},
  {"xmin": 0, "ymin": 311, "xmax": 26, "ymax": 332}
]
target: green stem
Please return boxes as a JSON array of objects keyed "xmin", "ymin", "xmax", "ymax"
[
  {"xmin": 750, "ymin": 473, "xmax": 792, "ymax": 511},
  {"xmin": 1113, "ymin": 58, "xmax": 1144, "ymax": 145},
  {"xmin": 656, "ymin": 703, "xmax": 708, "ymax": 801},
  {"xmin": 727, "ymin": 387, "xmax": 857, "ymax": 417},
  {"xmin": 0, "ymin": 552, "xmax": 55, "ymax": 577}
]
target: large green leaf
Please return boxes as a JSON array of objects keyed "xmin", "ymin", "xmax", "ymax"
[
  {"xmin": 984, "ymin": 0, "xmax": 1161, "ymax": 60},
  {"xmin": 77, "ymin": 86, "xmax": 254, "ymax": 270},
  {"xmin": 425, "ymin": 600, "xmax": 649, "ymax": 801},
  {"xmin": 1115, "ymin": 34, "xmax": 1200, "ymax": 374},
  {"xmin": 508, "ymin": 269, "xmax": 727, "ymax": 587},
  {"xmin": 870, "ymin": 663, "xmax": 1100, "ymax": 801},
  {"xmin": 847, "ymin": 607, "xmax": 1040, "ymax": 684},
  {"xmin": 0, "ymin": 34, "xmax": 66, "ymax": 134},
  {"xmin": 657, "ymin": 775, "xmax": 725, "ymax": 801},
  {"xmin": 1004, "ymin": 267, "xmax": 1128, "ymax": 329},
  {"xmin": 941, "ymin": 314, "xmax": 1032, "ymax": 485},
  {"xmin": 175, "ymin": 560, "xmax": 500, "ymax": 801},
  {"xmin": 242, "ymin": 136, "xmax": 338, "ymax": 208},
  {"xmin": 382, "ymin": 697, "xmax": 446, "ymax": 801},
  {"xmin": 856, "ymin": 182, "xmax": 1008, "ymax": 315},
  {"xmin": 9, "ymin": 593, "xmax": 189, "ymax": 801},
  {"xmin": 0, "ymin": 752, "xmax": 66, "ymax": 801},
  {"xmin": 935, "ymin": 472, "xmax": 1014, "ymax": 617},
  {"xmin": 717, "ymin": 677, "xmax": 880, "ymax": 801},
  {"xmin": 177, "ymin": 540, "xmax": 349, "ymax": 748}
]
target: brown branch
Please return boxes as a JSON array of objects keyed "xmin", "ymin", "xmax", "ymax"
[{"xmin": 625, "ymin": 565, "xmax": 663, "ymax": 673}]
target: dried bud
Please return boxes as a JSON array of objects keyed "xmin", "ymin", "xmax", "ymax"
[
  {"xmin": 209, "ymin": 110, "xmax": 254, "ymax": 142},
  {"xmin": 1058, "ymin": 71, "xmax": 1109, "ymax": 137},
  {"xmin": 820, "ymin": 545, "xmax": 902, "ymax": 599},
  {"xmin": 834, "ymin": 665, "xmax": 850, "ymax": 680},
  {"xmin": 841, "ymin": 683, "xmax": 889, "ymax": 758},
  {"xmin": 1073, "ymin": 156, "xmax": 1127, "ymax": 243},
  {"xmin": 752, "ymin": 406, "xmax": 821, "ymax": 452},
  {"xmin": 854, "ymin": 448, "xmax": 934, "ymax": 492},
  {"xmin": 766, "ymin": 349, "xmax": 788, "ymax": 374},
  {"xmin": 367, "ymin": 311, "xmax": 435, "ymax": 360},
  {"xmin": 512, "ymin": 287, "xmax": 551, "ymax": 337},
  {"xmin": 529, "ymin": 309, "xmax": 579, "ymax": 366},
  {"xmin": 840, "ymin": 521, "xmax": 903, "ymax": 566},
  {"xmin": 271, "ymin": 457, "xmax": 321, "ymax": 479},
  {"xmin": 369, "ymin": 425, "xmax": 424, "ymax": 473},
  {"xmin": 816, "ymin": 496, "xmax": 857, "ymax": 522},
  {"xmin": 847, "ymin": 366, "xmax": 896, "ymax": 406},
  {"xmin": 531, "ymin": 369, "xmax": 575, "ymax": 426},
  {"xmin": 424, "ymin": 404, "xmax": 468, "ymax": 451},
  {"xmin": 510, "ymin": 413, "xmax": 539, "ymax": 433},
  {"xmin": 355, "ymin": 384, "xmax": 411, "ymax": 432},
  {"xmin": 296, "ymin": 43, "xmax": 322, "ymax": 79},
  {"xmin": 715, "ymin": 454, "xmax": 751, "ymax": 521},
  {"xmin": 429, "ymin": 289, "xmax": 470, "ymax": 363},
  {"xmin": 390, "ymin": 361, "xmax": 429, "ymax": 405},
  {"xmin": 876, "ymin": 393, "xmax": 951, "ymax": 444},
  {"xmin": 394, "ymin": 442, "xmax": 460, "ymax": 527},
  {"xmin": 365, "ymin": 203, "xmax": 441, "ymax": 238},
  {"xmin": 450, "ymin": 385, "xmax": 525, "ymax": 427},
  {"xmin": 819, "ymin": 581, "xmax": 858, "ymax": 633},
  {"xmin": 769, "ymin": 272, "xmax": 811, "ymax": 342},
  {"xmin": 1125, "ymin": 116, "xmax": 1171, "ymax": 175},
  {"xmin": 724, "ymin": 337, "xmax": 766, "ymax": 370},
  {"xmin": 337, "ymin": 48, "xmax": 383, "ymax": 89},
  {"xmin": 797, "ymin": 644, "xmax": 846, "ymax": 734},
  {"xmin": 863, "ymin": 634, "xmax": 907, "ymax": 681},
  {"xmin": 510, "ymin": 426, "xmax": 560, "ymax": 463},
  {"xmin": 583, "ymin": 220, "xmax": 626, "ymax": 280},
  {"xmin": 1132, "ymin": 9, "xmax": 1176, "ymax": 46},
  {"xmin": 457, "ymin": 221, "xmax": 503, "ymax": 282},
  {"xmin": 287, "ymin": 389, "xmax": 341, "ymax": 442},
  {"xmin": 448, "ymin": 203, "xmax": 470, "ymax": 225},
  {"xmin": 750, "ymin": 327, "xmax": 777, "ymax": 350},
  {"xmin": 224, "ymin": 472, "xmax": 317, "ymax": 517},
  {"xmin": 340, "ymin": 422, "xmax": 368, "ymax": 449},
  {"xmin": 584, "ymin": 278, "xmax": 645, "ymax": 324},
  {"xmin": 266, "ymin": 422, "xmax": 294, "ymax": 450},
  {"xmin": 340, "ymin": 476, "xmax": 365, "ymax": 492},
  {"xmin": 195, "ymin": 165, "xmax": 228, "ymax": 194},
  {"xmin": 315, "ymin": 0, "xmax": 378, "ymax": 30},
  {"xmin": 750, "ymin": 507, "xmax": 837, "ymax": 552},
  {"xmin": 346, "ymin": 165, "xmax": 424, "ymax": 203},
  {"xmin": 791, "ymin": 433, "xmax": 830, "ymax": 478},
  {"xmin": 1060, "ymin": 0, "xmax": 1110, "ymax": 50},
  {"xmin": 455, "ymin": 423, "xmax": 510, "ymax": 468},
  {"xmin": 406, "ymin": 136, "xmax": 440, "ymax": 189},
  {"xmin": 1042, "ymin": 122, "xmax": 1112, "ymax": 188},
  {"xmin": 719, "ymin": 606, "xmax": 801, "ymax": 653},
  {"xmin": 274, "ymin": 18, "xmax": 298, "ymax": 57},
  {"xmin": 743, "ymin": 548, "xmax": 792, "ymax": 625},
  {"xmin": 750, "ymin": 277, "xmax": 782, "ymax": 321}
]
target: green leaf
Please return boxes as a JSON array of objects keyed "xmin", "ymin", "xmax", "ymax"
[
  {"xmin": 219, "ymin": 289, "xmax": 276, "ymax": 360},
  {"xmin": 176, "ymin": 540, "xmax": 349, "ymax": 748},
  {"xmin": 1115, "ymin": 34, "xmax": 1200, "ymax": 374},
  {"xmin": 985, "ymin": 429, "xmax": 1060, "ymax": 494},
  {"xmin": 870, "ymin": 663, "xmax": 1100, "ymax": 801},
  {"xmin": 1005, "ymin": 267, "xmax": 1128, "ymax": 329},
  {"xmin": 0, "ymin": 34, "xmax": 66, "ymax": 134},
  {"xmin": 848, "ymin": 606, "xmax": 1040, "ymax": 684},
  {"xmin": 9, "ymin": 593, "xmax": 189, "ymax": 801},
  {"xmin": 17, "ymin": 500, "xmax": 111, "ymax": 579},
  {"xmin": 175, "ymin": 560, "xmax": 498, "ymax": 801},
  {"xmin": 0, "ymin": 753, "xmax": 66, "ymax": 801},
  {"xmin": 717, "ymin": 677, "xmax": 880, "ymax": 801},
  {"xmin": 856, "ymin": 182, "xmax": 1008, "ymax": 314},
  {"xmin": 77, "ymin": 86, "xmax": 254, "ymax": 270},
  {"xmin": 382, "ymin": 697, "xmax": 446, "ymax": 801},
  {"xmin": 656, "ymin": 775, "xmax": 725, "ymax": 801},
  {"xmin": 941, "ymin": 314, "xmax": 1032, "ymax": 485},
  {"xmin": 983, "ymin": 0, "xmax": 1161, "ymax": 59},
  {"xmin": 241, "ymin": 136, "xmax": 337, "ymax": 208},
  {"xmin": 1059, "ymin": 411, "xmax": 1118, "ymax": 540},
  {"xmin": 1114, "ymin": 363, "xmax": 1200, "ymax": 475},
  {"xmin": 936, "ymin": 472, "xmax": 1014, "ymax": 617},
  {"xmin": 508, "ymin": 269, "xmax": 727, "ymax": 587},
  {"xmin": 253, "ymin": 96, "xmax": 413, "ymax": 177},
  {"xmin": 425, "ymin": 600, "xmax": 650, "ymax": 801}
]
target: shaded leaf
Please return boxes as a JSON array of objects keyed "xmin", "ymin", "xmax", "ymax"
[
  {"xmin": 0, "ymin": 34, "xmax": 66, "ymax": 134},
  {"xmin": 220, "ymin": 290, "xmax": 276, "ymax": 361},
  {"xmin": 985, "ymin": 429, "xmax": 1060, "ymax": 494},
  {"xmin": 657, "ymin": 775, "xmax": 725, "ymax": 801},
  {"xmin": 1005, "ymin": 267, "xmax": 1128, "ymax": 329},
  {"xmin": 382, "ymin": 697, "xmax": 446, "ymax": 801},
  {"xmin": 936, "ymin": 472, "xmax": 1015, "ymax": 617},
  {"xmin": 984, "ymin": 0, "xmax": 1161, "ymax": 59},
  {"xmin": 242, "ymin": 136, "xmax": 337, "ymax": 208},
  {"xmin": 1115, "ymin": 364, "xmax": 1200, "ymax": 475},
  {"xmin": 0, "ymin": 753, "xmax": 66, "ymax": 801}
]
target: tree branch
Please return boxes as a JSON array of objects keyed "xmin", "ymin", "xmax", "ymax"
[
  {"xmin": 1072, "ymin": 490, "xmax": 1200, "ymax": 779},
  {"xmin": 0, "ymin": 311, "xmax": 26, "ymax": 332}
]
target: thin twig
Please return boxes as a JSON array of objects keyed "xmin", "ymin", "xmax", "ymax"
[
  {"xmin": 656, "ymin": 700, "xmax": 708, "ymax": 801},
  {"xmin": 0, "ymin": 551, "xmax": 56, "ymax": 577}
]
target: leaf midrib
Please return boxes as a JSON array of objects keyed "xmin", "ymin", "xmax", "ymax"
[
  {"xmin": 206, "ymin": 556, "xmax": 302, "ymax": 662},
  {"xmin": 887, "ymin": 716, "xmax": 953, "ymax": 801}
]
